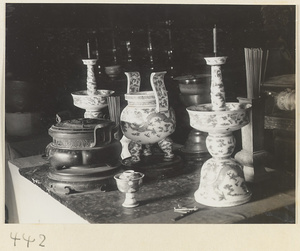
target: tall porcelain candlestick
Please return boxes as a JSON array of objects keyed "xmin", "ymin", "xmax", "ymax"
[
  {"xmin": 71, "ymin": 59, "xmax": 114, "ymax": 119},
  {"xmin": 186, "ymin": 56, "xmax": 252, "ymax": 207}
]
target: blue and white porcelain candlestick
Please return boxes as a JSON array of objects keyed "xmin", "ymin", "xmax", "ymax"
[
  {"xmin": 186, "ymin": 56, "xmax": 252, "ymax": 207},
  {"xmin": 72, "ymin": 59, "xmax": 114, "ymax": 119}
]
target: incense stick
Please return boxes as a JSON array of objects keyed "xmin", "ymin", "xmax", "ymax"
[{"xmin": 244, "ymin": 48, "xmax": 263, "ymax": 99}]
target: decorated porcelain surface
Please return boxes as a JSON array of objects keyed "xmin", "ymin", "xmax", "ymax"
[
  {"xmin": 189, "ymin": 55, "xmax": 251, "ymax": 207},
  {"xmin": 150, "ymin": 71, "xmax": 169, "ymax": 112},
  {"xmin": 204, "ymin": 56, "xmax": 227, "ymax": 66},
  {"xmin": 125, "ymin": 71, "xmax": 141, "ymax": 93},
  {"xmin": 82, "ymin": 59, "xmax": 98, "ymax": 96},
  {"xmin": 115, "ymin": 171, "xmax": 144, "ymax": 193},
  {"xmin": 194, "ymin": 158, "xmax": 252, "ymax": 207},
  {"xmin": 121, "ymin": 106, "xmax": 176, "ymax": 144},
  {"xmin": 125, "ymin": 91, "xmax": 156, "ymax": 106},
  {"xmin": 114, "ymin": 171, "xmax": 144, "ymax": 207},
  {"xmin": 210, "ymin": 65, "xmax": 226, "ymax": 111},
  {"xmin": 204, "ymin": 57, "xmax": 227, "ymax": 111},
  {"xmin": 114, "ymin": 170, "xmax": 144, "ymax": 207},
  {"xmin": 206, "ymin": 133, "xmax": 236, "ymax": 158},
  {"xmin": 72, "ymin": 90, "xmax": 114, "ymax": 110},
  {"xmin": 121, "ymin": 71, "xmax": 175, "ymax": 162},
  {"xmin": 186, "ymin": 103, "xmax": 251, "ymax": 133}
]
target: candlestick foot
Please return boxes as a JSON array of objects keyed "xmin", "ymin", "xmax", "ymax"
[{"xmin": 194, "ymin": 158, "xmax": 252, "ymax": 207}]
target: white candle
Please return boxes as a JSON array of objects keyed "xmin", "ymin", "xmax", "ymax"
[
  {"xmin": 213, "ymin": 25, "xmax": 217, "ymax": 55},
  {"xmin": 87, "ymin": 40, "xmax": 91, "ymax": 59}
]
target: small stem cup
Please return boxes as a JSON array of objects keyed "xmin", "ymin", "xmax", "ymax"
[{"xmin": 114, "ymin": 170, "xmax": 144, "ymax": 208}]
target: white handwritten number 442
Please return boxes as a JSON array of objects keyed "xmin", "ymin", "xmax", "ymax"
[{"xmin": 10, "ymin": 232, "xmax": 46, "ymax": 248}]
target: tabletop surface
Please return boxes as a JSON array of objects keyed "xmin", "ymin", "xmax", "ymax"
[{"xmin": 11, "ymin": 155, "xmax": 296, "ymax": 224}]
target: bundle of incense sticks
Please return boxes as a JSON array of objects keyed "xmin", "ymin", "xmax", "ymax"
[
  {"xmin": 107, "ymin": 96, "xmax": 121, "ymax": 139},
  {"xmin": 244, "ymin": 48, "xmax": 263, "ymax": 99}
]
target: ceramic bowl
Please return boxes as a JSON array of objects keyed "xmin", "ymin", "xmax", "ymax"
[{"xmin": 186, "ymin": 102, "xmax": 251, "ymax": 133}]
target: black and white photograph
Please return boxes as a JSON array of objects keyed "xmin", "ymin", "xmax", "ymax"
[{"xmin": 1, "ymin": 1, "xmax": 298, "ymax": 250}]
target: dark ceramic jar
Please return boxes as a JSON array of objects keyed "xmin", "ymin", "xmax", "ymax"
[{"xmin": 45, "ymin": 118, "xmax": 121, "ymax": 169}]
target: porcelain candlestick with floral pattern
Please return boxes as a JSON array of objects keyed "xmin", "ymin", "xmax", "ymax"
[
  {"xmin": 72, "ymin": 59, "xmax": 114, "ymax": 119},
  {"xmin": 186, "ymin": 56, "xmax": 252, "ymax": 207},
  {"xmin": 120, "ymin": 71, "xmax": 176, "ymax": 163}
]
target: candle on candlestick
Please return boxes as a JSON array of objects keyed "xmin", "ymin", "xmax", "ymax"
[
  {"xmin": 213, "ymin": 24, "xmax": 217, "ymax": 56},
  {"xmin": 87, "ymin": 40, "xmax": 91, "ymax": 59}
]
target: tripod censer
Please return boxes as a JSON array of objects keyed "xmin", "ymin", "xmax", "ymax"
[{"xmin": 120, "ymin": 71, "xmax": 183, "ymax": 180}]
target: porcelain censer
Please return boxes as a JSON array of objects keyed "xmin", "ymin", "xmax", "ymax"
[
  {"xmin": 45, "ymin": 116, "xmax": 121, "ymax": 195},
  {"xmin": 120, "ymin": 71, "xmax": 182, "ymax": 179},
  {"xmin": 120, "ymin": 71, "xmax": 176, "ymax": 163}
]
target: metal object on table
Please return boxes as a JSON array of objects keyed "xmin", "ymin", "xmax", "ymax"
[
  {"xmin": 45, "ymin": 117, "xmax": 122, "ymax": 195},
  {"xmin": 172, "ymin": 206, "xmax": 199, "ymax": 221}
]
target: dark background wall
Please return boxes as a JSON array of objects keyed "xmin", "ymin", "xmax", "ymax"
[{"xmin": 5, "ymin": 4, "xmax": 295, "ymax": 125}]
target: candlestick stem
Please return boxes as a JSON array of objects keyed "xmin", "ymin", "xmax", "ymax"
[
  {"xmin": 204, "ymin": 57, "xmax": 227, "ymax": 111},
  {"xmin": 82, "ymin": 59, "xmax": 97, "ymax": 96}
]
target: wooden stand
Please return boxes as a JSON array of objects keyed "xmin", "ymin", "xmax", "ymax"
[{"xmin": 234, "ymin": 97, "xmax": 270, "ymax": 182}]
